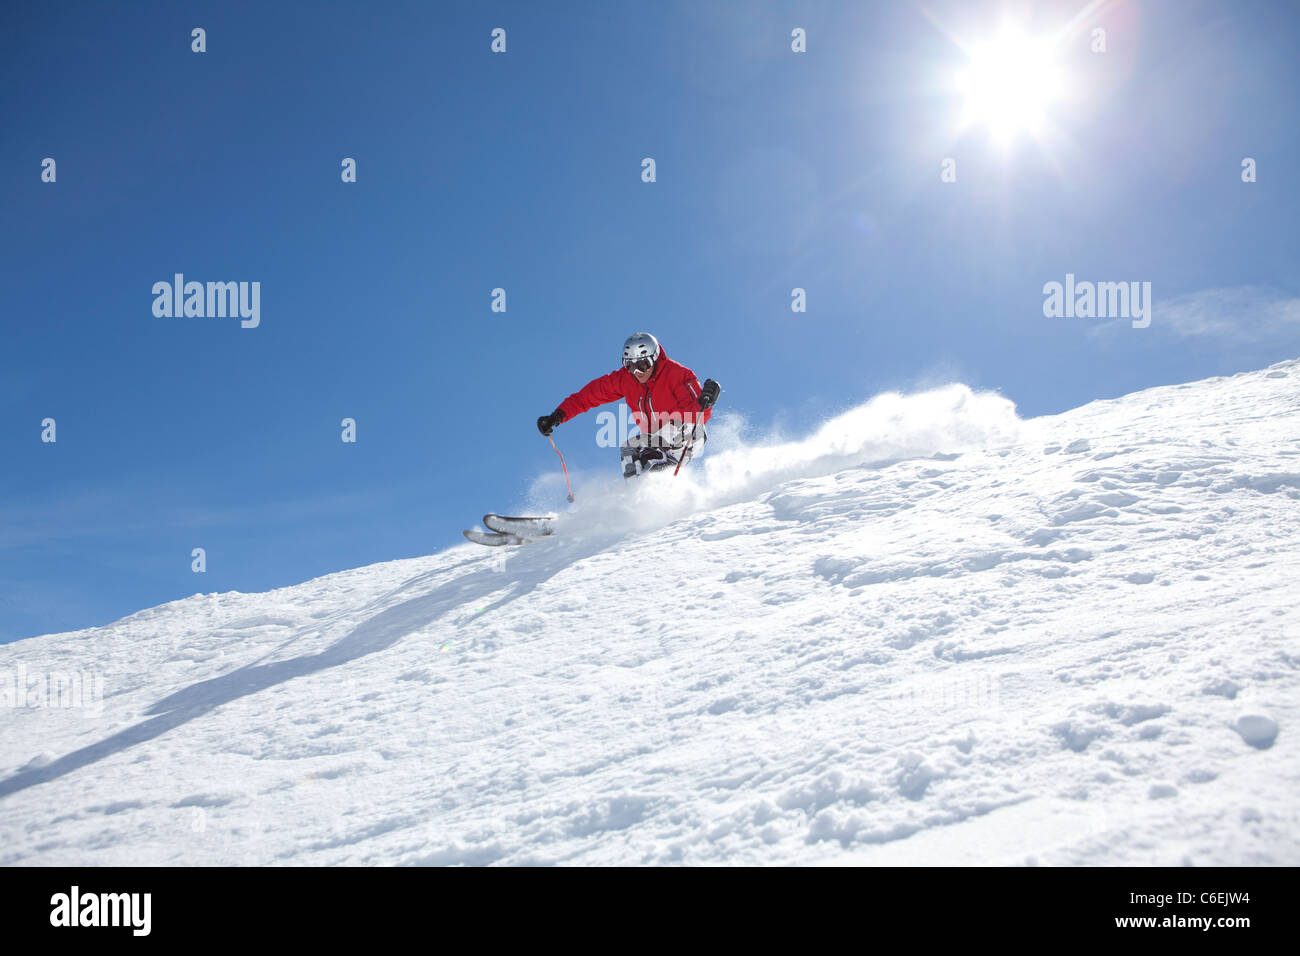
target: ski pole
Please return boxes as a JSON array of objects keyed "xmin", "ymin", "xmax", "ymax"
[
  {"xmin": 674, "ymin": 418, "xmax": 701, "ymax": 477},
  {"xmin": 675, "ymin": 379, "xmax": 719, "ymax": 476},
  {"xmin": 548, "ymin": 434, "xmax": 575, "ymax": 502}
]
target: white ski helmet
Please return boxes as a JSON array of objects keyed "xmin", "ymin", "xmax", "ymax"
[{"xmin": 622, "ymin": 332, "xmax": 660, "ymax": 368}]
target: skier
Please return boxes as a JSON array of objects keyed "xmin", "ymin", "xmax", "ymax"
[{"xmin": 536, "ymin": 332, "xmax": 719, "ymax": 478}]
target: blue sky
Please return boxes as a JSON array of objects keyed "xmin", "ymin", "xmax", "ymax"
[{"xmin": 3, "ymin": 0, "xmax": 1297, "ymax": 642}]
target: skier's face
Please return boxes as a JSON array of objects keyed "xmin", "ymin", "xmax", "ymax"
[{"xmin": 626, "ymin": 357, "xmax": 655, "ymax": 383}]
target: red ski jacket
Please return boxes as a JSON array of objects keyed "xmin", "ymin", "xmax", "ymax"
[{"xmin": 556, "ymin": 348, "xmax": 712, "ymax": 435}]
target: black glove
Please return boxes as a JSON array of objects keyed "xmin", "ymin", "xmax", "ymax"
[
  {"xmin": 698, "ymin": 379, "xmax": 721, "ymax": 410},
  {"xmin": 537, "ymin": 409, "xmax": 565, "ymax": 436}
]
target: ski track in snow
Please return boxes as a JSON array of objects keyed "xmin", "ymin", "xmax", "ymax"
[{"xmin": 1, "ymin": 361, "xmax": 1298, "ymax": 865}]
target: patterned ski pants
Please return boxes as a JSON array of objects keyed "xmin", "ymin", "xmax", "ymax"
[{"xmin": 621, "ymin": 422, "xmax": 707, "ymax": 479}]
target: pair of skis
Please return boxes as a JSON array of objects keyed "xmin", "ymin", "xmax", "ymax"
[{"xmin": 463, "ymin": 514, "xmax": 556, "ymax": 547}]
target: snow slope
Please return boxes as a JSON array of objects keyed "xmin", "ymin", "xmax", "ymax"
[{"xmin": 2, "ymin": 360, "xmax": 1297, "ymax": 865}]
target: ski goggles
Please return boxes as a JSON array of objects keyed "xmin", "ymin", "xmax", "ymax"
[{"xmin": 623, "ymin": 357, "xmax": 654, "ymax": 374}]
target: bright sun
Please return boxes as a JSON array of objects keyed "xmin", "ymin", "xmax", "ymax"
[{"xmin": 956, "ymin": 29, "xmax": 1066, "ymax": 144}]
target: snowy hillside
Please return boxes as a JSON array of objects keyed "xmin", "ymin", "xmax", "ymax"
[{"xmin": 2, "ymin": 359, "xmax": 1298, "ymax": 865}]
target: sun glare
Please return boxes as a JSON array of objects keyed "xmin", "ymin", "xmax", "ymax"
[{"xmin": 956, "ymin": 29, "xmax": 1066, "ymax": 145}]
